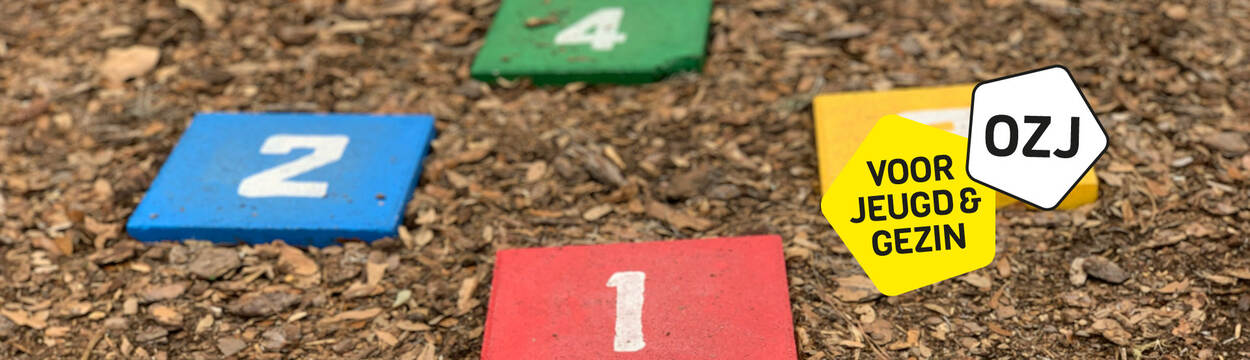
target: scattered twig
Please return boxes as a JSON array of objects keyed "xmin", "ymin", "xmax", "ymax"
[{"xmin": 79, "ymin": 330, "xmax": 104, "ymax": 360}]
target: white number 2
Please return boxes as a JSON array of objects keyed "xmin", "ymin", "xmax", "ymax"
[
  {"xmin": 237, "ymin": 134, "xmax": 349, "ymax": 198},
  {"xmin": 554, "ymin": 7, "xmax": 627, "ymax": 51},
  {"xmin": 607, "ymin": 271, "xmax": 645, "ymax": 352}
]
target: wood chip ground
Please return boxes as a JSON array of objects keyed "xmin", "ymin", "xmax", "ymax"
[{"xmin": 1, "ymin": 0, "xmax": 1249, "ymax": 358}]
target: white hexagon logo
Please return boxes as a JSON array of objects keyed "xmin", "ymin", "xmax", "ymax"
[{"xmin": 966, "ymin": 66, "xmax": 1108, "ymax": 210}]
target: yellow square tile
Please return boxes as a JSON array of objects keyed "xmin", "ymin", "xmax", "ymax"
[{"xmin": 813, "ymin": 84, "xmax": 1098, "ymax": 209}]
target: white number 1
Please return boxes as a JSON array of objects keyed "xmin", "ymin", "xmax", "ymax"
[
  {"xmin": 554, "ymin": 7, "xmax": 627, "ymax": 51},
  {"xmin": 607, "ymin": 271, "xmax": 645, "ymax": 352},
  {"xmin": 237, "ymin": 134, "xmax": 349, "ymax": 198}
]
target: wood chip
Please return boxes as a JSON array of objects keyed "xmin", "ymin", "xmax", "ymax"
[
  {"xmin": 960, "ymin": 272, "xmax": 992, "ymax": 291},
  {"xmin": 644, "ymin": 201, "xmax": 713, "ymax": 231},
  {"xmin": 392, "ymin": 289, "xmax": 412, "ymax": 308},
  {"xmin": 417, "ymin": 342, "xmax": 436, "ymax": 360},
  {"xmin": 342, "ymin": 283, "xmax": 385, "ymax": 299},
  {"xmin": 525, "ymin": 162, "xmax": 548, "ymax": 182},
  {"xmin": 277, "ymin": 245, "xmax": 319, "ymax": 276},
  {"xmin": 1227, "ymin": 268, "xmax": 1250, "ymax": 280},
  {"xmin": 226, "ymin": 286, "xmax": 301, "ymax": 318},
  {"xmin": 1203, "ymin": 132, "xmax": 1249, "ymax": 156},
  {"xmin": 396, "ymin": 320, "xmax": 432, "ymax": 332},
  {"xmin": 149, "ymin": 305, "xmax": 182, "ymax": 327},
  {"xmin": 375, "ymin": 330, "xmax": 399, "ymax": 347},
  {"xmin": 1081, "ymin": 256, "xmax": 1130, "ymax": 284},
  {"xmin": 1069, "ymin": 257, "xmax": 1088, "ymax": 286},
  {"xmin": 140, "ymin": 282, "xmax": 188, "ymax": 303},
  {"xmin": 99, "ymin": 46, "xmax": 160, "ymax": 83},
  {"xmin": 1091, "ymin": 318, "xmax": 1132, "ymax": 346},
  {"xmin": 457, "ymin": 277, "xmax": 480, "ymax": 314},
  {"xmin": 832, "ymin": 275, "xmax": 882, "ymax": 303},
  {"xmin": 582, "ymin": 204, "xmax": 613, "ymax": 221},
  {"xmin": 571, "ymin": 146, "xmax": 626, "ymax": 187},
  {"xmin": 194, "ymin": 315, "xmax": 214, "ymax": 333},
  {"xmin": 188, "ymin": 247, "xmax": 240, "ymax": 280},
  {"xmin": 216, "ymin": 336, "xmax": 246, "ymax": 356},
  {"xmin": 176, "ymin": 0, "xmax": 225, "ymax": 28},
  {"xmin": 1200, "ymin": 272, "xmax": 1237, "ymax": 286},
  {"xmin": 318, "ymin": 308, "xmax": 382, "ymax": 325},
  {"xmin": 365, "ymin": 260, "xmax": 387, "ymax": 286},
  {"xmin": 0, "ymin": 309, "xmax": 47, "ymax": 329}
]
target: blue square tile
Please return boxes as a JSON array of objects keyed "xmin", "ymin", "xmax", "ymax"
[{"xmin": 126, "ymin": 113, "xmax": 436, "ymax": 246}]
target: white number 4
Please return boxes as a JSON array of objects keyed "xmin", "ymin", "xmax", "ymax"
[
  {"xmin": 238, "ymin": 134, "xmax": 349, "ymax": 198},
  {"xmin": 554, "ymin": 7, "xmax": 627, "ymax": 51},
  {"xmin": 607, "ymin": 271, "xmax": 645, "ymax": 352}
]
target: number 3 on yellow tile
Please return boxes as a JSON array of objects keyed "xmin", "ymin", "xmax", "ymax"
[{"xmin": 812, "ymin": 85, "xmax": 1098, "ymax": 210}]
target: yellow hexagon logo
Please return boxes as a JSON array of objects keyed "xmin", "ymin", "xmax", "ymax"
[{"xmin": 820, "ymin": 115, "xmax": 996, "ymax": 296}]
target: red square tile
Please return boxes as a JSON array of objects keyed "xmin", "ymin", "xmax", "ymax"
[{"xmin": 482, "ymin": 235, "xmax": 797, "ymax": 359}]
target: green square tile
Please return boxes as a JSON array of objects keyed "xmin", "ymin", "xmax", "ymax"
[{"xmin": 471, "ymin": 0, "xmax": 712, "ymax": 85}]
